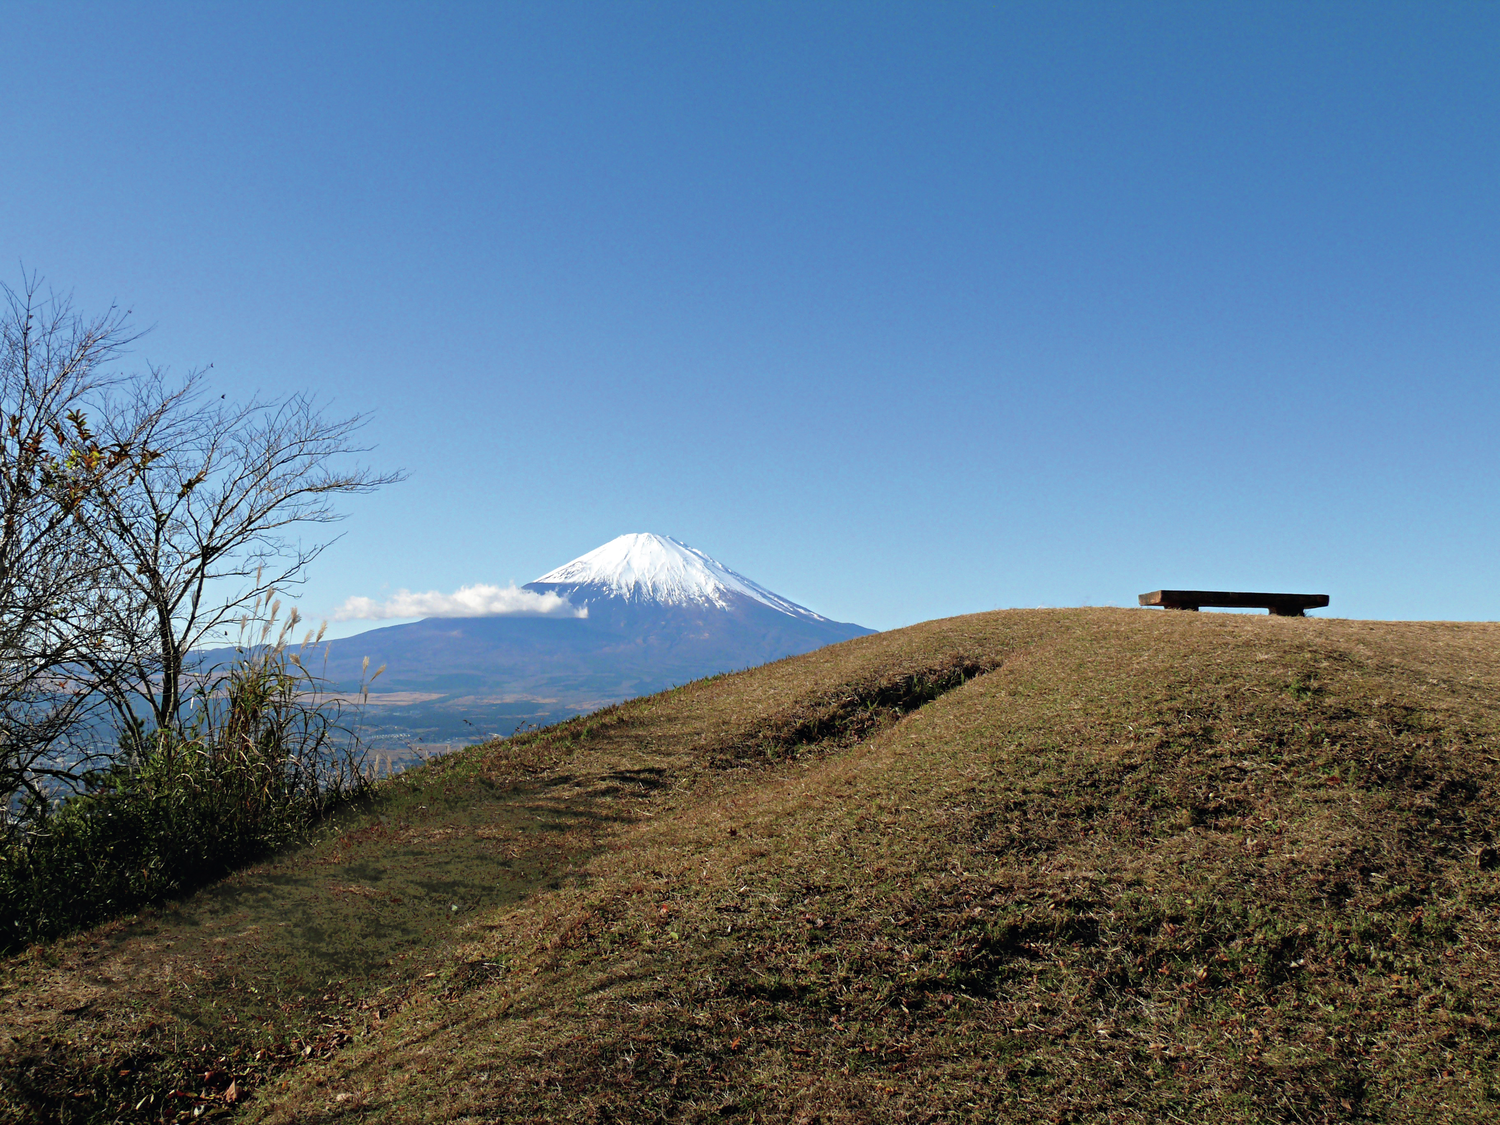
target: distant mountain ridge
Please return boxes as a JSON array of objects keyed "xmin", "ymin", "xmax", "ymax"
[{"xmin": 287, "ymin": 534, "xmax": 873, "ymax": 746}]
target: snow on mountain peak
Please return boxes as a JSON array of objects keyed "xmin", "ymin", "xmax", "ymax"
[{"xmin": 529, "ymin": 533, "xmax": 829, "ymax": 620}]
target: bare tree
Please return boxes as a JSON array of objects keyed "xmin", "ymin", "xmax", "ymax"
[
  {"xmin": 80, "ymin": 373, "xmax": 404, "ymax": 737},
  {"xmin": 0, "ymin": 278, "xmax": 153, "ymax": 815},
  {"xmin": 0, "ymin": 274, "xmax": 402, "ymax": 821}
]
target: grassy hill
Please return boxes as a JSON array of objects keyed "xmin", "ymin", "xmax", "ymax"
[{"xmin": 4, "ymin": 608, "xmax": 1500, "ymax": 1123}]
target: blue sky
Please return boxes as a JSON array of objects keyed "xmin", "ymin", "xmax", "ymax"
[{"xmin": 3, "ymin": 1, "xmax": 1496, "ymax": 634}]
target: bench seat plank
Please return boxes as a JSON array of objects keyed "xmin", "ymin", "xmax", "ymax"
[{"xmin": 1139, "ymin": 590, "xmax": 1329, "ymax": 616}]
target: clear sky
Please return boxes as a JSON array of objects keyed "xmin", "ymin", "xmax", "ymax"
[{"xmin": 3, "ymin": 1, "xmax": 1496, "ymax": 634}]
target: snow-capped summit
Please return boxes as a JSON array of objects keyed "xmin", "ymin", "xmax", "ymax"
[{"xmin": 528, "ymin": 533, "xmax": 831, "ymax": 621}]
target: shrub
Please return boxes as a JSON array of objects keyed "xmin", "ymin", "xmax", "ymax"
[{"xmin": 0, "ymin": 606, "xmax": 376, "ymax": 952}]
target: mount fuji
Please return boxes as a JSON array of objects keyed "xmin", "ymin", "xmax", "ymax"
[
  {"xmin": 306, "ymin": 534, "xmax": 873, "ymax": 745},
  {"xmin": 528, "ymin": 532, "xmax": 850, "ymax": 627}
]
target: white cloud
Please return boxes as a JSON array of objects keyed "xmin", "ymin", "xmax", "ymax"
[{"xmin": 331, "ymin": 584, "xmax": 587, "ymax": 622}]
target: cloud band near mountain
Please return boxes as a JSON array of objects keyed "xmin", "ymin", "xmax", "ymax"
[{"xmin": 332, "ymin": 584, "xmax": 586, "ymax": 621}]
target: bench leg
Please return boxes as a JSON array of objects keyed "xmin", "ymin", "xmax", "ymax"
[{"xmin": 1269, "ymin": 607, "xmax": 1306, "ymax": 617}]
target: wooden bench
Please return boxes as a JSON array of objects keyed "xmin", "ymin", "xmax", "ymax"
[{"xmin": 1138, "ymin": 590, "xmax": 1329, "ymax": 617}]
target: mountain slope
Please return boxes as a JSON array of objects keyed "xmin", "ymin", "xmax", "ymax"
[{"xmin": 11, "ymin": 609, "xmax": 1500, "ymax": 1124}]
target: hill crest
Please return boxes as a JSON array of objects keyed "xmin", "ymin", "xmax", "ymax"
[{"xmin": 25, "ymin": 610, "xmax": 1500, "ymax": 1122}]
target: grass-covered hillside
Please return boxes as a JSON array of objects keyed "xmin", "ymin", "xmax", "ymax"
[{"xmin": 5, "ymin": 608, "xmax": 1500, "ymax": 1123}]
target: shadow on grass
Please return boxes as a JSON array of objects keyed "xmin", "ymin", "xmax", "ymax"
[{"xmin": 0, "ymin": 770, "xmax": 632, "ymax": 1124}]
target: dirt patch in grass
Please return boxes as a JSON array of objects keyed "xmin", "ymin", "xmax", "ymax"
[{"xmin": 705, "ymin": 654, "xmax": 998, "ymax": 768}]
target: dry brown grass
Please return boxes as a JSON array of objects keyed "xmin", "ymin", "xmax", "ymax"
[{"xmin": 6, "ymin": 609, "xmax": 1500, "ymax": 1123}]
